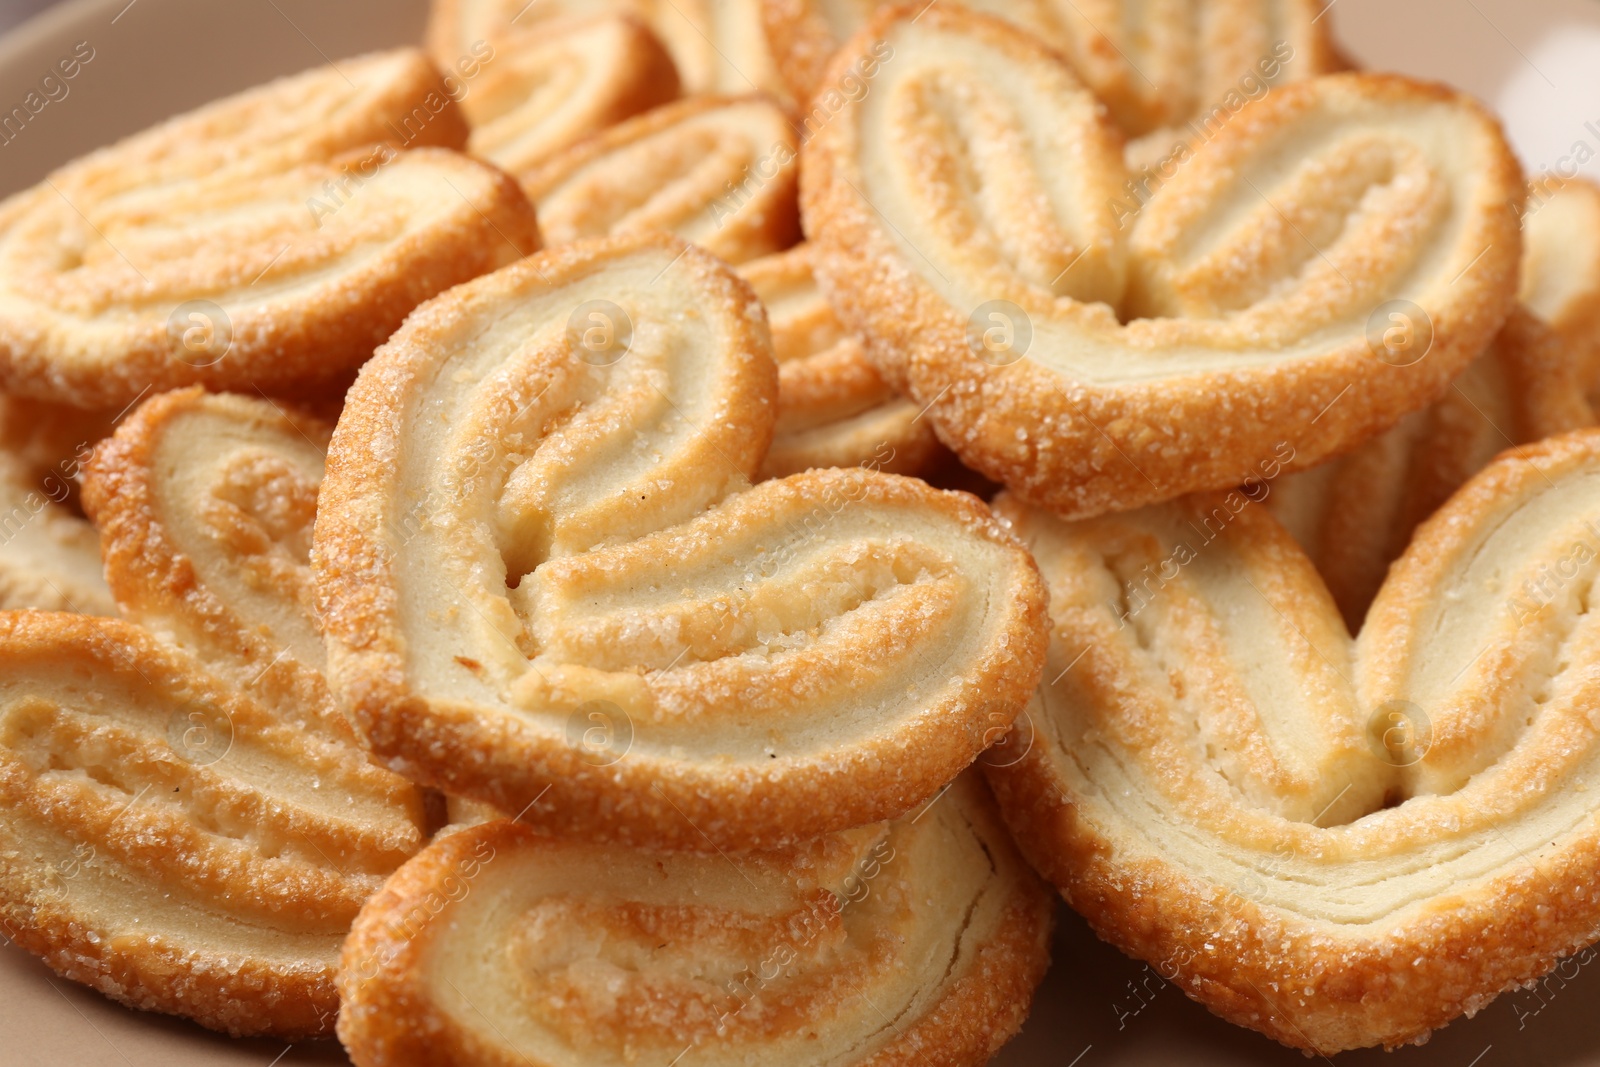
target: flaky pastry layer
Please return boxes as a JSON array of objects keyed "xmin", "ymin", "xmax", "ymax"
[
  {"xmin": 765, "ymin": 0, "xmax": 1339, "ymax": 138},
  {"xmin": 0, "ymin": 612, "xmax": 423, "ymax": 1037},
  {"xmin": 0, "ymin": 387, "xmax": 434, "ymax": 1036}
]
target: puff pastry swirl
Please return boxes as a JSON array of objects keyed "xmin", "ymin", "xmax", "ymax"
[
  {"xmin": 0, "ymin": 49, "xmax": 538, "ymax": 408},
  {"xmin": 0, "ymin": 389, "xmax": 428, "ymax": 1036},
  {"xmin": 988, "ymin": 428, "xmax": 1600, "ymax": 1051},
  {"xmin": 314, "ymin": 234, "xmax": 1048, "ymax": 851},
  {"xmin": 338, "ymin": 773, "xmax": 1052, "ymax": 1067},
  {"xmin": 0, "ymin": 613, "xmax": 423, "ymax": 1037},
  {"xmin": 802, "ymin": 8, "xmax": 1523, "ymax": 520},
  {"xmin": 459, "ymin": 16, "xmax": 680, "ymax": 176},
  {"xmin": 522, "ymin": 95, "xmax": 800, "ymax": 266}
]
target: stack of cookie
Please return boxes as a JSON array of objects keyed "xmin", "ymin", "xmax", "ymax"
[{"xmin": 1, "ymin": 1, "xmax": 1598, "ymax": 1062}]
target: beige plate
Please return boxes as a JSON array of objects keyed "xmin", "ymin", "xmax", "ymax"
[{"xmin": 5, "ymin": 0, "xmax": 1600, "ymax": 1063}]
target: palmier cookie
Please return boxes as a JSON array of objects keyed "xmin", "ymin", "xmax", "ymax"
[
  {"xmin": 428, "ymin": 0, "xmax": 788, "ymax": 101},
  {"xmin": 0, "ymin": 49, "xmax": 538, "ymax": 409},
  {"xmin": 1521, "ymin": 176, "xmax": 1600, "ymax": 398},
  {"xmin": 459, "ymin": 16, "xmax": 680, "ymax": 176},
  {"xmin": 313, "ymin": 233, "xmax": 1048, "ymax": 852},
  {"xmin": 338, "ymin": 772, "xmax": 1052, "ymax": 1067},
  {"xmin": 763, "ymin": 0, "xmax": 1339, "ymax": 138},
  {"xmin": 802, "ymin": 7, "xmax": 1523, "ymax": 521},
  {"xmin": 739, "ymin": 244, "xmax": 943, "ymax": 479},
  {"xmin": 1271, "ymin": 195, "xmax": 1600, "ymax": 627},
  {"xmin": 0, "ymin": 389, "xmax": 432, "ymax": 1036},
  {"xmin": 987, "ymin": 428, "xmax": 1600, "ymax": 1052},
  {"xmin": 521, "ymin": 95, "xmax": 799, "ymax": 265}
]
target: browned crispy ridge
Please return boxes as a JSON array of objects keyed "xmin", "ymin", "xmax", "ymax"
[
  {"xmin": 988, "ymin": 429, "xmax": 1600, "ymax": 1052},
  {"xmin": 802, "ymin": 7, "xmax": 1523, "ymax": 521},
  {"xmin": 0, "ymin": 49, "xmax": 539, "ymax": 408},
  {"xmin": 314, "ymin": 233, "xmax": 1047, "ymax": 851},
  {"xmin": 337, "ymin": 773, "xmax": 1052, "ymax": 1067}
]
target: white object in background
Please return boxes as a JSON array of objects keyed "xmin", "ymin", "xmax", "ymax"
[{"xmin": 1337, "ymin": 0, "xmax": 1600, "ymax": 175}]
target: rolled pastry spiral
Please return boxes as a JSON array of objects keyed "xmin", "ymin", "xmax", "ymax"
[
  {"xmin": 428, "ymin": 0, "xmax": 788, "ymax": 100},
  {"xmin": 739, "ymin": 244, "xmax": 943, "ymax": 480},
  {"xmin": 314, "ymin": 233, "xmax": 1048, "ymax": 851},
  {"xmin": 0, "ymin": 614, "xmax": 424, "ymax": 1037},
  {"xmin": 0, "ymin": 389, "xmax": 429, "ymax": 1036},
  {"xmin": 459, "ymin": 16, "xmax": 681, "ymax": 176},
  {"xmin": 762, "ymin": 0, "xmax": 1341, "ymax": 139},
  {"xmin": 522, "ymin": 95, "xmax": 800, "ymax": 266},
  {"xmin": 0, "ymin": 49, "xmax": 538, "ymax": 408},
  {"xmin": 1271, "ymin": 189, "xmax": 1600, "ymax": 627},
  {"xmin": 338, "ymin": 773, "xmax": 1053, "ymax": 1067},
  {"xmin": 988, "ymin": 428, "xmax": 1600, "ymax": 1051},
  {"xmin": 802, "ymin": 7, "xmax": 1523, "ymax": 520}
]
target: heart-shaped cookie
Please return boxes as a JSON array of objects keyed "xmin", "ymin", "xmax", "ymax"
[
  {"xmin": 0, "ymin": 389, "xmax": 428, "ymax": 1037},
  {"xmin": 0, "ymin": 49, "xmax": 537, "ymax": 409},
  {"xmin": 802, "ymin": 7, "xmax": 1524, "ymax": 520},
  {"xmin": 314, "ymin": 233, "xmax": 1047, "ymax": 851},
  {"xmin": 337, "ymin": 772, "xmax": 1052, "ymax": 1067},
  {"xmin": 987, "ymin": 427, "xmax": 1600, "ymax": 1052}
]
